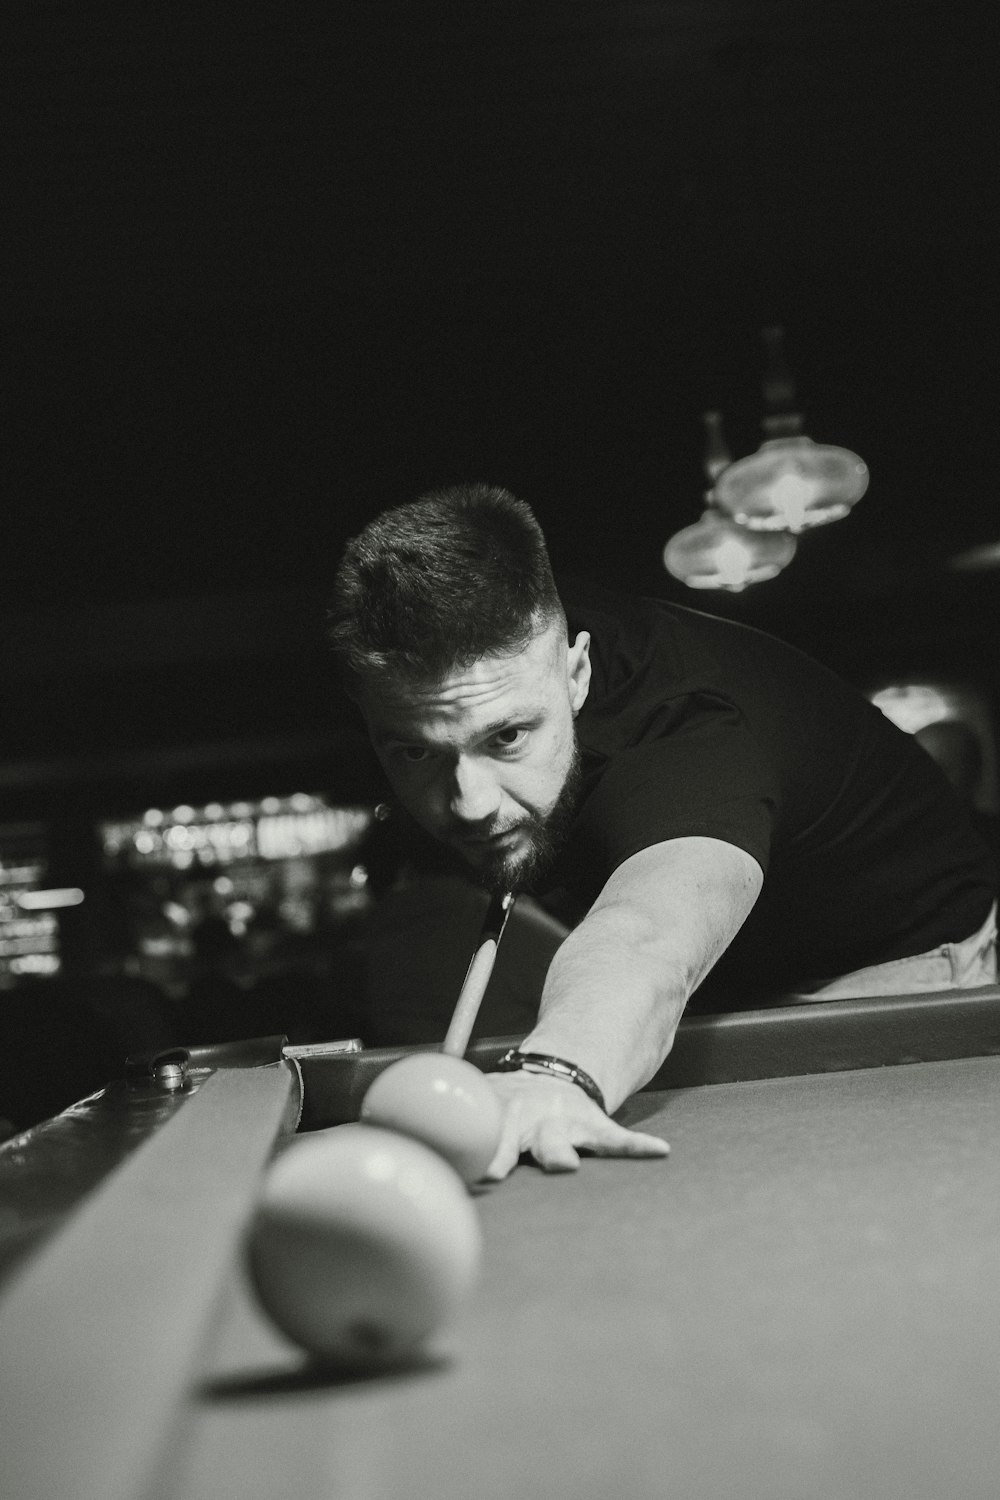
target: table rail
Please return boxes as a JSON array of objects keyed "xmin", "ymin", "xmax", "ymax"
[
  {"xmin": 293, "ymin": 984, "xmax": 1000, "ymax": 1129},
  {"xmin": 0, "ymin": 1064, "xmax": 297, "ymax": 1500}
]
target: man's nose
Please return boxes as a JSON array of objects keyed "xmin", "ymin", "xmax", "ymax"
[{"xmin": 448, "ymin": 756, "xmax": 501, "ymax": 823}]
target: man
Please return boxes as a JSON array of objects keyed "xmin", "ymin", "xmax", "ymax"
[{"xmin": 328, "ymin": 484, "xmax": 996, "ymax": 1178}]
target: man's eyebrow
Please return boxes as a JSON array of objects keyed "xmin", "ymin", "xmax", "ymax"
[
  {"xmin": 371, "ymin": 724, "xmax": 420, "ymax": 748},
  {"xmin": 374, "ymin": 711, "xmax": 543, "ymax": 748},
  {"xmin": 371, "ymin": 721, "xmax": 444, "ymax": 749},
  {"xmin": 475, "ymin": 716, "xmax": 525, "ymax": 740}
]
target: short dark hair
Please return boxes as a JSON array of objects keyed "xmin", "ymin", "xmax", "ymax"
[{"xmin": 328, "ymin": 483, "xmax": 565, "ymax": 688}]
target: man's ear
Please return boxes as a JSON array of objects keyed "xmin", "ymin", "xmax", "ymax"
[{"xmin": 567, "ymin": 631, "xmax": 591, "ymax": 714}]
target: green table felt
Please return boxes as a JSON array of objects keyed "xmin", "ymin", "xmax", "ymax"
[{"xmin": 162, "ymin": 1055, "xmax": 1000, "ymax": 1500}]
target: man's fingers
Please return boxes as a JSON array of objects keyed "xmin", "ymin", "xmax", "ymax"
[
  {"xmin": 480, "ymin": 1074, "xmax": 670, "ymax": 1179},
  {"xmin": 592, "ymin": 1124, "xmax": 670, "ymax": 1159},
  {"xmin": 484, "ymin": 1116, "xmax": 668, "ymax": 1180},
  {"xmin": 483, "ymin": 1125, "xmax": 524, "ymax": 1182},
  {"xmin": 535, "ymin": 1119, "xmax": 582, "ymax": 1173}
]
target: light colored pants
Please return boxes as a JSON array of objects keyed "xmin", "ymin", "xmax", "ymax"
[{"xmin": 791, "ymin": 902, "xmax": 998, "ymax": 1001}]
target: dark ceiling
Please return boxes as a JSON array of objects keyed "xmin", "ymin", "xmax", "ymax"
[{"xmin": 3, "ymin": 0, "xmax": 999, "ymax": 781}]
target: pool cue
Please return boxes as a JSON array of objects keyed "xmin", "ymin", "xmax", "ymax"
[{"xmin": 442, "ymin": 890, "xmax": 516, "ymax": 1058}]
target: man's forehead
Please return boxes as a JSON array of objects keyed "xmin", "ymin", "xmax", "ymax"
[{"xmin": 360, "ymin": 628, "xmax": 563, "ymax": 729}]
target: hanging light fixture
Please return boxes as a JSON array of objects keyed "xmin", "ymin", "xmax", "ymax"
[
  {"xmin": 701, "ymin": 409, "xmax": 732, "ymax": 485},
  {"xmin": 712, "ymin": 328, "xmax": 869, "ymax": 533},
  {"xmin": 663, "ymin": 410, "xmax": 797, "ymax": 592},
  {"xmin": 663, "ymin": 508, "xmax": 797, "ymax": 592},
  {"xmin": 714, "ymin": 436, "xmax": 869, "ymax": 532}
]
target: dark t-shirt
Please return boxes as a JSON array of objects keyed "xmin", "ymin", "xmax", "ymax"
[{"xmin": 544, "ymin": 579, "xmax": 995, "ymax": 1003}]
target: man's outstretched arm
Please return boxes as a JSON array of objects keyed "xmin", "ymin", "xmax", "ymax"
[{"xmin": 485, "ymin": 836, "xmax": 764, "ymax": 1177}]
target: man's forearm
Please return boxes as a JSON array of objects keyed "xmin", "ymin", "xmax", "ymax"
[{"xmin": 519, "ymin": 904, "xmax": 689, "ymax": 1114}]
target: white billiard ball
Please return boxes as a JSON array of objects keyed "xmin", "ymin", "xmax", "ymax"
[
  {"xmin": 360, "ymin": 1053, "xmax": 504, "ymax": 1184},
  {"xmin": 247, "ymin": 1124, "xmax": 482, "ymax": 1370}
]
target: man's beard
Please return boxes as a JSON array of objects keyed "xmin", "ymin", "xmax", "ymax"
[{"xmin": 473, "ymin": 737, "xmax": 584, "ymax": 897}]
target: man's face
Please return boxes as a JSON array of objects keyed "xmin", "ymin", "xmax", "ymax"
[{"xmin": 358, "ymin": 621, "xmax": 591, "ymax": 893}]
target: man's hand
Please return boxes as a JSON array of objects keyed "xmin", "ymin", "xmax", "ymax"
[{"xmin": 483, "ymin": 1070, "xmax": 670, "ymax": 1180}]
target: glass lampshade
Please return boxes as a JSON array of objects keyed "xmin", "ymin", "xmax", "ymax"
[
  {"xmin": 714, "ymin": 436, "xmax": 869, "ymax": 532},
  {"xmin": 663, "ymin": 511, "xmax": 797, "ymax": 592}
]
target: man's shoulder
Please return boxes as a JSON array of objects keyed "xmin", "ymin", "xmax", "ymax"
[
  {"xmin": 557, "ymin": 574, "xmax": 699, "ymax": 648},
  {"xmin": 556, "ymin": 573, "xmax": 771, "ymax": 703},
  {"xmin": 556, "ymin": 572, "xmax": 752, "ymax": 645}
]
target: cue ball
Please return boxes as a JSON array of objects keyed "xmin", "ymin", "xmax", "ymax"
[
  {"xmin": 360, "ymin": 1053, "xmax": 504, "ymax": 1184},
  {"xmin": 247, "ymin": 1125, "xmax": 482, "ymax": 1369}
]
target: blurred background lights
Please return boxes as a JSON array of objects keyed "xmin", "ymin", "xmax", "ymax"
[
  {"xmin": 227, "ymin": 900, "xmax": 255, "ymax": 936},
  {"xmin": 17, "ymin": 887, "xmax": 85, "ymax": 911},
  {"xmin": 11, "ymin": 953, "xmax": 60, "ymax": 977},
  {"xmin": 870, "ymin": 683, "xmax": 955, "ymax": 735},
  {"xmin": 101, "ymin": 797, "xmax": 374, "ymax": 869}
]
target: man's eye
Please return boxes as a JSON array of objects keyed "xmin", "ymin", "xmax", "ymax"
[
  {"xmin": 491, "ymin": 728, "xmax": 527, "ymax": 752},
  {"xmin": 394, "ymin": 746, "xmax": 431, "ymax": 765}
]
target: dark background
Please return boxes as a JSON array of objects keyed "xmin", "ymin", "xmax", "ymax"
[{"xmin": 4, "ymin": 0, "xmax": 999, "ymax": 816}]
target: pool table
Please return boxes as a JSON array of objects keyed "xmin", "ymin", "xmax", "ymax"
[{"xmin": 2, "ymin": 987, "xmax": 1000, "ymax": 1500}]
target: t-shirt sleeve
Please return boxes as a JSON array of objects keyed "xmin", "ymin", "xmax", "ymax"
[{"xmin": 573, "ymin": 693, "xmax": 780, "ymax": 879}]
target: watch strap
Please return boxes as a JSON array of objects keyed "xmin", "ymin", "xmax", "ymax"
[{"xmin": 493, "ymin": 1048, "xmax": 608, "ymax": 1114}]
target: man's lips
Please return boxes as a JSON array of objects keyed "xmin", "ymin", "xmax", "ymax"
[{"xmin": 459, "ymin": 826, "xmax": 522, "ymax": 848}]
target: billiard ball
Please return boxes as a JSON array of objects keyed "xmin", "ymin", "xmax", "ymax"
[
  {"xmin": 360, "ymin": 1053, "xmax": 504, "ymax": 1184},
  {"xmin": 247, "ymin": 1124, "xmax": 482, "ymax": 1369}
]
